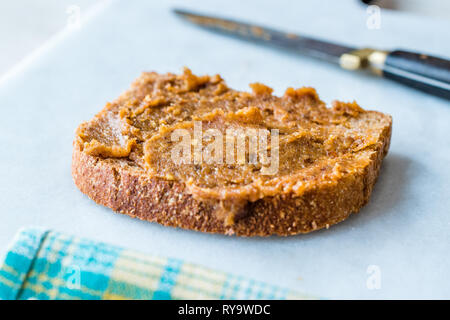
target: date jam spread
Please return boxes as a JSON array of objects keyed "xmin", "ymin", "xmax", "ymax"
[{"xmin": 76, "ymin": 68, "xmax": 385, "ymax": 225}]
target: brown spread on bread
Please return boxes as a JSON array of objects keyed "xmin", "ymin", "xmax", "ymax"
[{"xmin": 75, "ymin": 68, "xmax": 390, "ymax": 227}]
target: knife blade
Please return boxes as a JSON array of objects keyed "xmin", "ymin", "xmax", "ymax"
[
  {"xmin": 173, "ymin": 8, "xmax": 450, "ymax": 100},
  {"xmin": 173, "ymin": 8, "xmax": 353, "ymax": 65}
]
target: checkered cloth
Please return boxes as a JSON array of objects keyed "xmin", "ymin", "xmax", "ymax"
[{"xmin": 0, "ymin": 228, "xmax": 312, "ymax": 300}]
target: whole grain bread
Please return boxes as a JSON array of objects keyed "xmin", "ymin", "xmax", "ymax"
[{"xmin": 72, "ymin": 68, "xmax": 392, "ymax": 236}]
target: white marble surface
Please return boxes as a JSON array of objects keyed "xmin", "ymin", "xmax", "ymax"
[{"xmin": 0, "ymin": 0, "xmax": 449, "ymax": 299}]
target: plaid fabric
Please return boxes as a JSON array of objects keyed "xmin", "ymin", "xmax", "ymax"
[{"xmin": 0, "ymin": 228, "xmax": 313, "ymax": 300}]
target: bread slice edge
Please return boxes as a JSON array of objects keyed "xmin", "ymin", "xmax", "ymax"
[{"xmin": 72, "ymin": 111, "xmax": 392, "ymax": 236}]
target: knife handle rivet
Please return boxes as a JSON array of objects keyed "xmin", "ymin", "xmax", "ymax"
[{"xmin": 340, "ymin": 48, "xmax": 387, "ymax": 76}]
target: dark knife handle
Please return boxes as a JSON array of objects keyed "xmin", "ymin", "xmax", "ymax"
[{"xmin": 382, "ymin": 50, "xmax": 450, "ymax": 100}]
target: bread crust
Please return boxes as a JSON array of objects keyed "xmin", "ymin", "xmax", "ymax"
[{"xmin": 72, "ymin": 115, "xmax": 392, "ymax": 237}]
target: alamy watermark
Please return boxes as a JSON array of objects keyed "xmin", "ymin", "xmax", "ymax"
[
  {"xmin": 170, "ymin": 121, "xmax": 280, "ymax": 175},
  {"xmin": 366, "ymin": 265, "xmax": 381, "ymax": 290},
  {"xmin": 66, "ymin": 5, "xmax": 81, "ymax": 30},
  {"xmin": 366, "ymin": 5, "xmax": 381, "ymax": 30},
  {"xmin": 66, "ymin": 265, "xmax": 81, "ymax": 290}
]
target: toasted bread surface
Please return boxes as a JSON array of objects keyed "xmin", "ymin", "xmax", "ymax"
[{"xmin": 72, "ymin": 68, "xmax": 392, "ymax": 236}]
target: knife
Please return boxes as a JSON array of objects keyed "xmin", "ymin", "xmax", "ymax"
[{"xmin": 173, "ymin": 8, "xmax": 450, "ymax": 100}]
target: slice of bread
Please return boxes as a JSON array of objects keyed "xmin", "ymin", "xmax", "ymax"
[{"xmin": 72, "ymin": 68, "xmax": 392, "ymax": 236}]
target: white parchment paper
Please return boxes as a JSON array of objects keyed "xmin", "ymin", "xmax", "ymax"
[{"xmin": 0, "ymin": 0, "xmax": 449, "ymax": 299}]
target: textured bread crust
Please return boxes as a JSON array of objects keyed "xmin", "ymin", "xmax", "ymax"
[{"xmin": 72, "ymin": 116, "xmax": 391, "ymax": 236}]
